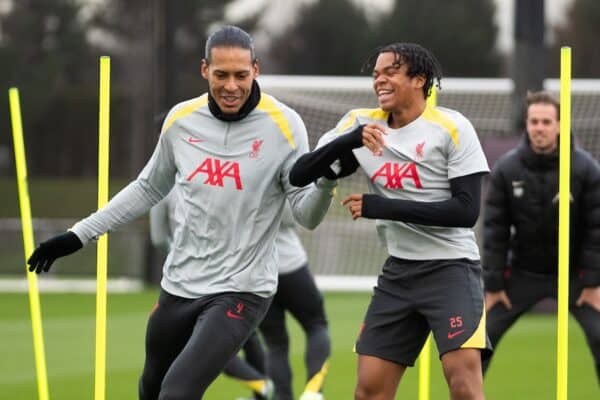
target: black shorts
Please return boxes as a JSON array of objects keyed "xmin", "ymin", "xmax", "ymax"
[{"xmin": 355, "ymin": 257, "xmax": 492, "ymax": 366}]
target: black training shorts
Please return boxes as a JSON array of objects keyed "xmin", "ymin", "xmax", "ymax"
[{"xmin": 355, "ymin": 257, "xmax": 492, "ymax": 366}]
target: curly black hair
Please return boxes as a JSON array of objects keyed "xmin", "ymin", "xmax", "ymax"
[{"xmin": 362, "ymin": 43, "xmax": 442, "ymax": 99}]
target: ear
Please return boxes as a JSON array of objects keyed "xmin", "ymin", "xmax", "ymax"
[
  {"xmin": 201, "ymin": 59, "xmax": 209, "ymax": 80},
  {"xmin": 252, "ymin": 59, "xmax": 260, "ymax": 78},
  {"xmin": 412, "ymin": 74, "xmax": 426, "ymax": 90}
]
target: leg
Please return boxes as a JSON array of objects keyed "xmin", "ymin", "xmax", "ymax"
[
  {"xmin": 139, "ymin": 291, "xmax": 198, "ymax": 400},
  {"xmin": 260, "ymin": 296, "xmax": 293, "ymax": 400},
  {"xmin": 159, "ymin": 293, "xmax": 270, "ymax": 399},
  {"xmin": 355, "ymin": 355, "xmax": 405, "ymax": 400},
  {"xmin": 354, "ymin": 258, "xmax": 431, "ymax": 399},
  {"xmin": 441, "ymin": 349, "xmax": 484, "ymax": 400},
  {"xmin": 569, "ymin": 282, "xmax": 600, "ymax": 383},
  {"xmin": 483, "ymin": 269, "xmax": 548, "ymax": 374},
  {"xmin": 222, "ymin": 333, "xmax": 272, "ymax": 399},
  {"xmin": 243, "ymin": 332, "xmax": 267, "ymax": 375},
  {"xmin": 277, "ymin": 266, "xmax": 330, "ymax": 394}
]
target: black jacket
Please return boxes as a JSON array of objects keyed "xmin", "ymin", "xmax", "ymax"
[{"xmin": 483, "ymin": 136, "xmax": 600, "ymax": 291}]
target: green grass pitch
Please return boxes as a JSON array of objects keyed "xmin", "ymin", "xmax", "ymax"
[{"xmin": 1, "ymin": 291, "xmax": 597, "ymax": 399}]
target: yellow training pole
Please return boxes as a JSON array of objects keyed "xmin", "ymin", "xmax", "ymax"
[
  {"xmin": 556, "ymin": 46, "xmax": 571, "ymax": 400},
  {"xmin": 417, "ymin": 86, "xmax": 437, "ymax": 400},
  {"xmin": 95, "ymin": 56, "xmax": 111, "ymax": 400},
  {"xmin": 9, "ymin": 88, "xmax": 50, "ymax": 400}
]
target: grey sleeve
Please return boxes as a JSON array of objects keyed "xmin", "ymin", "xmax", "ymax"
[
  {"xmin": 281, "ymin": 112, "xmax": 336, "ymax": 230},
  {"xmin": 149, "ymin": 195, "xmax": 171, "ymax": 248},
  {"xmin": 70, "ymin": 133, "xmax": 176, "ymax": 244}
]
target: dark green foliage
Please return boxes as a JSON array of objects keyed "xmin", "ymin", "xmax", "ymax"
[
  {"xmin": 268, "ymin": 0, "xmax": 500, "ymax": 77},
  {"xmin": 551, "ymin": 0, "xmax": 600, "ymax": 77},
  {"xmin": 269, "ymin": 0, "xmax": 375, "ymax": 75},
  {"xmin": 375, "ymin": 0, "xmax": 500, "ymax": 77}
]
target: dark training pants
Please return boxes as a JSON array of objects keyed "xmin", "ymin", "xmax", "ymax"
[
  {"xmin": 484, "ymin": 268, "xmax": 600, "ymax": 382},
  {"xmin": 259, "ymin": 265, "xmax": 330, "ymax": 400},
  {"xmin": 138, "ymin": 289, "xmax": 271, "ymax": 400}
]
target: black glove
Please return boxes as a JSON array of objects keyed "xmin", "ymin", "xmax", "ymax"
[{"xmin": 27, "ymin": 231, "xmax": 83, "ymax": 274}]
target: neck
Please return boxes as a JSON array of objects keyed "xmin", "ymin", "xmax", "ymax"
[
  {"xmin": 388, "ymin": 101, "xmax": 426, "ymax": 129},
  {"xmin": 208, "ymin": 80, "xmax": 261, "ymax": 122},
  {"xmin": 531, "ymin": 143, "xmax": 558, "ymax": 155}
]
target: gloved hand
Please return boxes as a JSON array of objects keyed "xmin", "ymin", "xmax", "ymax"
[{"xmin": 27, "ymin": 231, "xmax": 83, "ymax": 273}]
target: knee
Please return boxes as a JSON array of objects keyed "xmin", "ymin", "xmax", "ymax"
[
  {"xmin": 354, "ymin": 378, "xmax": 382, "ymax": 400},
  {"xmin": 447, "ymin": 374, "xmax": 481, "ymax": 399}
]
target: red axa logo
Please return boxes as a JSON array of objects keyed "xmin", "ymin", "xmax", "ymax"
[
  {"xmin": 186, "ymin": 157, "xmax": 243, "ymax": 190},
  {"xmin": 249, "ymin": 139, "xmax": 264, "ymax": 158},
  {"xmin": 370, "ymin": 162, "xmax": 422, "ymax": 189}
]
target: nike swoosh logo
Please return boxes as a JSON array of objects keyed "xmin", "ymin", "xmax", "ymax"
[
  {"xmin": 226, "ymin": 310, "xmax": 244, "ymax": 320},
  {"xmin": 447, "ymin": 329, "xmax": 465, "ymax": 339},
  {"xmin": 188, "ymin": 137, "xmax": 203, "ymax": 143}
]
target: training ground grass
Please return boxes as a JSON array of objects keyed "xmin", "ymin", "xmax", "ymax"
[{"xmin": 1, "ymin": 291, "xmax": 597, "ymax": 399}]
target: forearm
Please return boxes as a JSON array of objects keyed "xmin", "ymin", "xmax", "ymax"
[
  {"xmin": 362, "ymin": 173, "xmax": 483, "ymax": 227},
  {"xmin": 288, "ymin": 178, "xmax": 337, "ymax": 230},
  {"xmin": 361, "ymin": 194, "xmax": 478, "ymax": 227},
  {"xmin": 289, "ymin": 125, "xmax": 363, "ymax": 187},
  {"xmin": 71, "ymin": 179, "xmax": 166, "ymax": 244}
]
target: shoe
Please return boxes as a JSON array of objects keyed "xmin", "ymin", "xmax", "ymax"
[
  {"xmin": 235, "ymin": 379, "xmax": 274, "ymax": 400},
  {"xmin": 263, "ymin": 379, "xmax": 274, "ymax": 400},
  {"xmin": 299, "ymin": 391, "xmax": 323, "ymax": 400}
]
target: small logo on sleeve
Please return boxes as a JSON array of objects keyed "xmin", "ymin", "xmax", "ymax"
[{"xmin": 188, "ymin": 136, "xmax": 203, "ymax": 143}]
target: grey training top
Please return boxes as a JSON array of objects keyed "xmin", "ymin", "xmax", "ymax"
[
  {"xmin": 318, "ymin": 105, "xmax": 489, "ymax": 261},
  {"xmin": 71, "ymin": 92, "xmax": 334, "ymax": 298},
  {"xmin": 150, "ymin": 193, "xmax": 308, "ymax": 276}
]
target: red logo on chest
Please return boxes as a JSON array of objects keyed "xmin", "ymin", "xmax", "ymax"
[
  {"xmin": 186, "ymin": 157, "xmax": 243, "ymax": 190},
  {"xmin": 416, "ymin": 141, "xmax": 425, "ymax": 159},
  {"xmin": 249, "ymin": 139, "xmax": 264, "ymax": 158}
]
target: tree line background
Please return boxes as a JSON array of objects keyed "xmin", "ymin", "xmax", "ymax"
[{"xmin": 0, "ymin": 0, "xmax": 597, "ymax": 179}]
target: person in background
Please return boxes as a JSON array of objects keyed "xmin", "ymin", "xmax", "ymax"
[{"xmin": 482, "ymin": 90, "xmax": 600, "ymax": 382}]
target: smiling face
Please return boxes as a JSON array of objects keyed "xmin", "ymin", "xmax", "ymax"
[
  {"xmin": 526, "ymin": 102, "xmax": 560, "ymax": 154},
  {"xmin": 371, "ymin": 52, "xmax": 425, "ymax": 121},
  {"xmin": 201, "ymin": 46, "xmax": 259, "ymax": 114}
]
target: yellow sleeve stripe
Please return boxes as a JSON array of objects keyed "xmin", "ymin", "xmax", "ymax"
[
  {"xmin": 461, "ymin": 306, "xmax": 487, "ymax": 349},
  {"xmin": 422, "ymin": 105, "xmax": 459, "ymax": 146},
  {"xmin": 161, "ymin": 94, "xmax": 209, "ymax": 134},
  {"xmin": 337, "ymin": 108, "xmax": 388, "ymax": 133},
  {"xmin": 257, "ymin": 94, "xmax": 296, "ymax": 149}
]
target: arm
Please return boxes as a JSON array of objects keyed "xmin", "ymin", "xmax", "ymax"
[
  {"xmin": 358, "ymin": 172, "xmax": 485, "ymax": 227},
  {"xmin": 578, "ymin": 153, "xmax": 600, "ymax": 288},
  {"xmin": 289, "ymin": 125, "xmax": 363, "ymax": 187},
  {"xmin": 282, "ymin": 114, "xmax": 337, "ymax": 230},
  {"xmin": 149, "ymin": 194, "xmax": 172, "ymax": 251},
  {"xmin": 70, "ymin": 133, "xmax": 176, "ymax": 244},
  {"xmin": 28, "ymin": 131, "xmax": 176, "ymax": 273},
  {"xmin": 289, "ymin": 123, "xmax": 388, "ymax": 187},
  {"xmin": 482, "ymin": 165, "xmax": 512, "ymax": 292}
]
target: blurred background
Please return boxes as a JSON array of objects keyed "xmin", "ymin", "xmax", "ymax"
[
  {"xmin": 0, "ymin": 0, "xmax": 599, "ymax": 287},
  {"xmin": 2, "ymin": 1, "xmax": 600, "ymax": 399}
]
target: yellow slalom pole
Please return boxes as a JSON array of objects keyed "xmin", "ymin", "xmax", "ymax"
[
  {"xmin": 417, "ymin": 86, "xmax": 437, "ymax": 400},
  {"xmin": 556, "ymin": 46, "xmax": 571, "ymax": 400},
  {"xmin": 95, "ymin": 56, "xmax": 111, "ymax": 400},
  {"xmin": 9, "ymin": 88, "xmax": 50, "ymax": 400}
]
